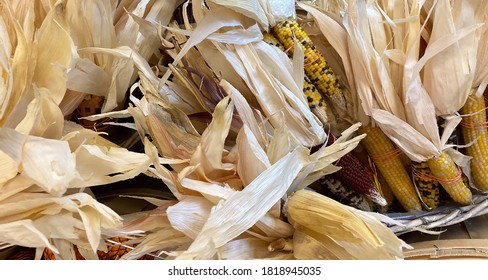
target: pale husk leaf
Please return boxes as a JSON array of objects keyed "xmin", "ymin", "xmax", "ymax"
[
  {"xmin": 166, "ymin": 196, "xmax": 213, "ymax": 239},
  {"xmin": 221, "ymin": 79, "xmax": 267, "ymax": 147},
  {"xmin": 0, "ymin": 150, "xmax": 17, "ymax": 185},
  {"xmin": 33, "ymin": 0, "xmax": 72, "ymax": 106},
  {"xmin": 207, "ymin": 0, "xmax": 269, "ymax": 28},
  {"xmin": 236, "ymin": 125, "xmax": 271, "ymax": 186},
  {"xmin": 189, "ymin": 96, "xmax": 235, "ymax": 181},
  {"xmin": 0, "ymin": 127, "xmax": 80, "ymax": 196}
]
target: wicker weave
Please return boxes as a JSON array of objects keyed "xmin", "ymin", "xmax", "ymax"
[{"xmin": 383, "ymin": 194, "xmax": 488, "ymax": 235}]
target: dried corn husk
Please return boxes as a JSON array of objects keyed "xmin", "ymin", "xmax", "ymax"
[
  {"xmin": 0, "ymin": 0, "xmax": 174, "ymax": 259},
  {"xmin": 285, "ymin": 189, "xmax": 408, "ymax": 259}
]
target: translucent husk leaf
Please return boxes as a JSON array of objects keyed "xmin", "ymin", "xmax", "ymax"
[
  {"xmin": 74, "ymin": 144, "xmax": 152, "ymax": 187},
  {"xmin": 0, "ymin": 175, "xmax": 35, "ymax": 202},
  {"xmin": 0, "ymin": 220, "xmax": 58, "ymax": 253},
  {"xmin": 285, "ymin": 189, "xmax": 406, "ymax": 260},
  {"xmin": 372, "ymin": 109, "xmax": 439, "ymax": 163},
  {"xmin": 1, "ymin": 3, "xmax": 38, "ymax": 128},
  {"xmin": 160, "ymin": 6, "xmax": 248, "ymax": 84},
  {"xmin": 0, "ymin": 15, "xmax": 13, "ymax": 122},
  {"xmin": 66, "ymin": 58, "xmax": 111, "ymax": 97},
  {"xmin": 341, "ymin": 0, "xmax": 406, "ymax": 121},
  {"xmin": 473, "ymin": 5, "xmax": 488, "ymax": 92}
]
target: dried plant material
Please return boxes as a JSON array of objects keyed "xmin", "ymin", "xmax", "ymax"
[
  {"xmin": 120, "ymin": 228, "xmax": 190, "ymax": 260},
  {"xmin": 422, "ymin": 0, "xmax": 486, "ymax": 115},
  {"xmin": 176, "ymin": 148, "xmax": 310, "ymax": 259},
  {"xmin": 15, "ymin": 87, "xmax": 65, "ymax": 138},
  {"xmin": 0, "ymin": 192, "xmax": 122, "ymax": 256},
  {"xmin": 74, "ymin": 144, "xmax": 152, "ymax": 187},
  {"xmin": 166, "ymin": 196, "xmax": 213, "ymax": 239},
  {"xmin": 236, "ymin": 125, "xmax": 270, "ymax": 185},
  {"xmin": 0, "ymin": 15, "xmax": 13, "ymax": 123},
  {"xmin": 219, "ymin": 238, "xmax": 291, "ymax": 260},
  {"xmin": 0, "ymin": 127, "xmax": 80, "ymax": 196},
  {"xmin": 474, "ymin": 7, "xmax": 488, "ymax": 95},
  {"xmin": 297, "ymin": 2, "xmax": 358, "ymax": 120},
  {"xmin": 189, "ymin": 96, "xmax": 236, "ymax": 181},
  {"xmin": 220, "ymin": 80, "xmax": 267, "ymax": 147},
  {"xmin": 0, "ymin": 150, "xmax": 17, "ymax": 185},
  {"xmin": 207, "ymin": 0, "xmax": 270, "ymax": 28},
  {"xmin": 286, "ymin": 189, "xmax": 407, "ymax": 259},
  {"xmin": 292, "ymin": 230, "xmax": 338, "ymax": 260},
  {"xmin": 33, "ymin": 0, "xmax": 72, "ymax": 106}
]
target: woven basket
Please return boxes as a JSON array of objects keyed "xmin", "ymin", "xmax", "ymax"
[{"xmin": 383, "ymin": 194, "xmax": 488, "ymax": 235}]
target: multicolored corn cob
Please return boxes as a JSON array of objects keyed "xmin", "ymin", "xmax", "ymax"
[
  {"xmin": 411, "ymin": 161, "xmax": 441, "ymax": 210},
  {"xmin": 272, "ymin": 20, "xmax": 347, "ymax": 115},
  {"xmin": 459, "ymin": 94, "xmax": 488, "ymax": 191},
  {"xmin": 263, "ymin": 32, "xmax": 329, "ymax": 124},
  {"xmin": 316, "ymin": 175, "xmax": 371, "ymax": 211},
  {"xmin": 426, "ymin": 152, "xmax": 472, "ymax": 205},
  {"xmin": 359, "ymin": 124, "xmax": 422, "ymax": 211},
  {"xmin": 263, "ymin": 32, "xmax": 285, "ymax": 51}
]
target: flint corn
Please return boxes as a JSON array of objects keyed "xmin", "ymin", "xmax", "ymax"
[
  {"xmin": 263, "ymin": 32, "xmax": 329, "ymax": 124},
  {"xmin": 411, "ymin": 161, "xmax": 441, "ymax": 210},
  {"xmin": 427, "ymin": 152, "xmax": 472, "ymax": 205},
  {"xmin": 459, "ymin": 94, "xmax": 488, "ymax": 191},
  {"xmin": 272, "ymin": 20, "xmax": 347, "ymax": 114},
  {"xmin": 359, "ymin": 124, "xmax": 422, "ymax": 211}
]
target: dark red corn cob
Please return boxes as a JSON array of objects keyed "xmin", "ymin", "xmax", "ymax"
[{"xmin": 326, "ymin": 135, "xmax": 387, "ymax": 206}]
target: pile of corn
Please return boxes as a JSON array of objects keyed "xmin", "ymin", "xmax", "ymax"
[
  {"xmin": 263, "ymin": 18, "xmax": 484, "ymax": 213},
  {"xmin": 1, "ymin": 0, "xmax": 487, "ymax": 260}
]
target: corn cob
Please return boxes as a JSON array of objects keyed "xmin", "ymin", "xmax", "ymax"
[
  {"xmin": 459, "ymin": 94, "xmax": 488, "ymax": 191},
  {"xmin": 326, "ymin": 136, "xmax": 386, "ymax": 206},
  {"xmin": 369, "ymin": 157, "xmax": 395, "ymax": 206},
  {"xmin": 263, "ymin": 32, "xmax": 329, "ymax": 124},
  {"xmin": 411, "ymin": 161, "xmax": 441, "ymax": 210},
  {"xmin": 43, "ymin": 237, "xmax": 155, "ymax": 260},
  {"xmin": 359, "ymin": 124, "xmax": 422, "ymax": 211},
  {"xmin": 263, "ymin": 32, "xmax": 285, "ymax": 51},
  {"xmin": 272, "ymin": 20, "xmax": 347, "ymax": 115},
  {"xmin": 315, "ymin": 175, "xmax": 371, "ymax": 211},
  {"xmin": 426, "ymin": 152, "xmax": 472, "ymax": 205}
]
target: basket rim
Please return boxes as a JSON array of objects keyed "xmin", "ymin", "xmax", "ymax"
[{"xmin": 383, "ymin": 194, "xmax": 488, "ymax": 235}]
